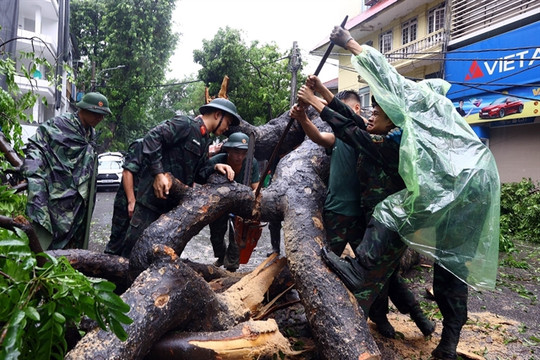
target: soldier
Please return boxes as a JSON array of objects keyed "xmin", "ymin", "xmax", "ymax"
[
  {"xmin": 292, "ymin": 84, "xmax": 433, "ymax": 338},
  {"xmin": 204, "ymin": 132, "xmax": 260, "ymax": 271},
  {"xmin": 323, "ymin": 26, "xmax": 500, "ymax": 360},
  {"xmin": 104, "ymin": 138, "xmax": 144, "ymax": 255},
  {"xmin": 22, "ymin": 92, "xmax": 112, "ymax": 250},
  {"xmin": 121, "ymin": 98, "xmax": 242, "ymax": 257}
]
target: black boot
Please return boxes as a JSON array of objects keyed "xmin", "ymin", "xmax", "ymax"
[
  {"xmin": 431, "ymin": 325, "xmax": 460, "ymax": 360},
  {"xmin": 370, "ymin": 316, "xmax": 396, "ymax": 338},
  {"xmin": 410, "ymin": 305, "xmax": 435, "ymax": 336},
  {"xmin": 321, "ymin": 247, "xmax": 365, "ymax": 292},
  {"xmin": 213, "ymin": 257, "xmax": 224, "ymax": 267}
]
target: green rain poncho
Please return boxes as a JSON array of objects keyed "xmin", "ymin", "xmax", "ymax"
[
  {"xmin": 23, "ymin": 113, "xmax": 98, "ymax": 249},
  {"xmin": 351, "ymin": 46, "xmax": 500, "ymax": 290}
]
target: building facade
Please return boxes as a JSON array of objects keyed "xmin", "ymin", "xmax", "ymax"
[
  {"xmin": 444, "ymin": 0, "xmax": 540, "ymax": 183},
  {"xmin": 9, "ymin": 0, "xmax": 75, "ymax": 137},
  {"xmin": 313, "ymin": 0, "xmax": 540, "ymax": 183}
]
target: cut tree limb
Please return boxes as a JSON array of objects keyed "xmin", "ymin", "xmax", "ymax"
[{"xmin": 147, "ymin": 319, "xmax": 305, "ymax": 360}]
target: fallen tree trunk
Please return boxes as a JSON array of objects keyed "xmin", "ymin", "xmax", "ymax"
[
  {"xmin": 61, "ymin": 113, "xmax": 383, "ymax": 359},
  {"xmin": 272, "ymin": 139, "xmax": 381, "ymax": 360},
  {"xmin": 66, "ymin": 247, "xmax": 292, "ymax": 359}
]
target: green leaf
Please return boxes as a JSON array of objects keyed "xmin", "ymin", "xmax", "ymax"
[
  {"xmin": 110, "ymin": 310, "xmax": 134, "ymax": 325},
  {"xmin": 109, "ymin": 317, "xmax": 129, "ymax": 341},
  {"xmin": 93, "ymin": 280, "xmax": 117, "ymax": 292},
  {"xmin": 96, "ymin": 290, "xmax": 131, "ymax": 312},
  {"xmin": 52, "ymin": 312, "xmax": 66, "ymax": 324},
  {"xmin": 24, "ymin": 306, "xmax": 40, "ymax": 321}
]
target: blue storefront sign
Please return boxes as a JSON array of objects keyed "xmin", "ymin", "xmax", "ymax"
[
  {"xmin": 444, "ymin": 20, "xmax": 540, "ymax": 124},
  {"xmin": 445, "ymin": 20, "xmax": 540, "ymax": 99}
]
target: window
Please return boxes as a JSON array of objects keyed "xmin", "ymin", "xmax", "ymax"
[
  {"xmin": 23, "ymin": 18, "xmax": 35, "ymax": 32},
  {"xmin": 358, "ymin": 87, "xmax": 371, "ymax": 110},
  {"xmin": 379, "ymin": 30, "xmax": 392, "ymax": 53},
  {"xmin": 428, "ymin": 3, "xmax": 445, "ymax": 33},
  {"xmin": 402, "ymin": 18, "xmax": 417, "ymax": 45}
]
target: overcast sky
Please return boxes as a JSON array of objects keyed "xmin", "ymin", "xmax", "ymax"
[{"xmin": 167, "ymin": 0, "xmax": 346, "ymax": 82}]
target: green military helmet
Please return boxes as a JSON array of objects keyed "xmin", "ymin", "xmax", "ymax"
[
  {"xmin": 223, "ymin": 132, "xmax": 249, "ymax": 150},
  {"xmin": 76, "ymin": 92, "xmax": 112, "ymax": 115},
  {"xmin": 199, "ymin": 98, "xmax": 242, "ymax": 126}
]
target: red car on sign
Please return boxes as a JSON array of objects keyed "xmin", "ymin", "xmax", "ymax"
[{"xmin": 479, "ymin": 97, "xmax": 524, "ymax": 119}]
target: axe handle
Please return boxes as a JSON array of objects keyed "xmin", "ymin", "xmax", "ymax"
[
  {"xmin": 313, "ymin": 15, "xmax": 348, "ymax": 76},
  {"xmin": 254, "ymin": 15, "xmax": 349, "ymax": 198}
]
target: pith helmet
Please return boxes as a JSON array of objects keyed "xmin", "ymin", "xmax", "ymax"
[
  {"xmin": 199, "ymin": 98, "xmax": 242, "ymax": 126},
  {"xmin": 76, "ymin": 92, "xmax": 112, "ymax": 115},
  {"xmin": 223, "ymin": 132, "xmax": 249, "ymax": 150}
]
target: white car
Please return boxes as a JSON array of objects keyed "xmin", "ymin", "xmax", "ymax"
[{"xmin": 96, "ymin": 152, "xmax": 124, "ymax": 190}]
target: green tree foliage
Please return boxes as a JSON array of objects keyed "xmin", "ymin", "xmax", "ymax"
[
  {"xmin": 0, "ymin": 232, "xmax": 132, "ymax": 360},
  {"xmin": 146, "ymin": 77, "xmax": 206, "ymax": 125},
  {"xmin": 193, "ymin": 27, "xmax": 303, "ymax": 125},
  {"xmin": 500, "ymin": 178, "xmax": 540, "ymax": 251},
  {"xmin": 70, "ymin": 0, "xmax": 178, "ymax": 151}
]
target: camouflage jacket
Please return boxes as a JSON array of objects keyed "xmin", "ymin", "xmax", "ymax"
[
  {"xmin": 123, "ymin": 138, "xmax": 145, "ymax": 176},
  {"xmin": 136, "ymin": 115, "xmax": 211, "ymax": 213},
  {"xmin": 22, "ymin": 112, "xmax": 98, "ymax": 249},
  {"xmin": 113, "ymin": 138, "xmax": 145, "ymax": 204},
  {"xmin": 321, "ymin": 101, "xmax": 404, "ymax": 216},
  {"xmin": 203, "ymin": 153, "xmax": 260, "ymax": 185}
]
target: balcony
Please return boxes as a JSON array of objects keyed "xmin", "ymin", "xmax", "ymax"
[
  {"xmin": 384, "ymin": 28, "xmax": 445, "ymax": 65},
  {"xmin": 16, "ymin": 29, "xmax": 57, "ymax": 64},
  {"xmin": 14, "ymin": 74, "xmax": 55, "ymax": 103}
]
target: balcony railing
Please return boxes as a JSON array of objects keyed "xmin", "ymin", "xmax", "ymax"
[
  {"xmin": 16, "ymin": 29, "xmax": 57, "ymax": 56},
  {"xmin": 451, "ymin": 0, "xmax": 540, "ymax": 40},
  {"xmin": 384, "ymin": 28, "xmax": 445, "ymax": 64}
]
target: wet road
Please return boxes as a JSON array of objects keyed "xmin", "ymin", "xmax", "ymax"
[{"xmin": 89, "ymin": 189, "xmax": 282, "ymax": 272}]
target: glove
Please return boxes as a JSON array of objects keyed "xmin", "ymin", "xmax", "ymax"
[
  {"xmin": 386, "ymin": 127, "xmax": 402, "ymax": 144},
  {"xmin": 330, "ymin": 26, "xmax": 354, "ymax": 49}
]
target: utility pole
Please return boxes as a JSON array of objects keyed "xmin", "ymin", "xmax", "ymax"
[
  {"xmin": 90, "ymin": 61, "xmax": 96, "ymax": 92},
  {"xmin": 288, "ymin": 41, "xmax": 302, "ymax": 107}
]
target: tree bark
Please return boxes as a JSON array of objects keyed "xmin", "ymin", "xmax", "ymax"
[
  {"xmin": 272, "ymin": 139, "xmax": 381, "ymax": 360},
  {"xmin": 57, "ymin": 112, "xmax": 384, "ymax": 358},
  {"xmin": 66, "ymin": 246, "xmax": 291, "ymax": 359}
]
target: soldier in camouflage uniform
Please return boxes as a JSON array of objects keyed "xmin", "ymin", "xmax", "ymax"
[
  {"xmin": 121, "ymin": 98, "xmax": 243, "ymax": 258},
  {"xmin": 325, "ymin": 27, "xmax": 500, "ymax": 360},
  {"xmin": 22, "ymin": 92, "xmax": 112, "ymax": 250},
  {"xmin": 104, "ymin": 138, "xmax": 144, "ymax": 255},
  {"xmin": 292, "ymin": 82, "xmax": 434, "ymax": 338},
  {"xmin": 202, "ymin": 132, "xmax": 260, "ymax": 272}
]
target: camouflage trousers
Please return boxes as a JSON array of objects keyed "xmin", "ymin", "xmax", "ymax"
[
  {"xmin": 433, "ymin": 263, "xmax": 468, "ymax": 336},
  {"xmin": 268, "ymin": 221, "xmax": 282, "ymax": 253},
  {"xmin": 324, "ymin": 211, "xmax": 420, "ymax": 318},
  {"xmin": 351, "ymin": 217, "xmax": 407, "ymax": 314},
  {"xmin": 121, "ymin": 203, "xmax": 162, "ymax": 258},
  {"xmin": 323, "ymin": 209, "xmax": 366, "ymax": 255},
  {"xmin": 104, "ymin": 185, "xmax": 129, "ymax": 255},
  {"xmin": 209, "ymin": 214, "xmax": 240, "ymax": 270},
  {"xmin": 369, "ymin": 269, "xmax": 422, "ymax": 320}
]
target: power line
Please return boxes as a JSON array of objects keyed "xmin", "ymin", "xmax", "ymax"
[{"xmin": 310, "ymin": 45, "xmax": 540, "ymax": 57}]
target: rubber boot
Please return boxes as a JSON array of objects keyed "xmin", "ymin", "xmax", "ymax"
[
  {"xmin": 321, "ymin": 247, "xmax": 365, "ymax": 292},
  {"xmin": 410, "ymin": 305, "xmax": 435, "ymax": 336},
  {"xmin": 431, "ymin": 325, "xmax": 460, "ymax": 360},
  {"xmin": 213, "ymin": 257, "xmax": 224, "ymax": 267},
  {"xmin": 370, "ymin": 315, "xmax": 396, "ymax": 338}
]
